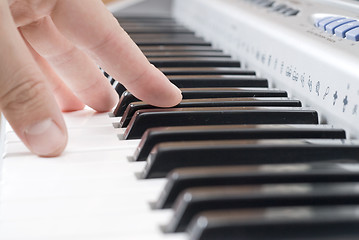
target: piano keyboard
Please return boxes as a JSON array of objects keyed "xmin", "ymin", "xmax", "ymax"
[{"xmin": 2, "ymin": 0, "xmax": 359, "ymax": 239}]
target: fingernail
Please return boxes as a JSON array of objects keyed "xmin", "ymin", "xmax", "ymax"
[{"xmin": 24, "ymin": 118, "xmax": 66, "ymax": 156}]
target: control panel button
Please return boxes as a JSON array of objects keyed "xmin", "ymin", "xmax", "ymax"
[
  {"xmin": 325, "ymin": 18, "xmax": 356, "ymax": 34},
  {"xmin": 272, "ymin": 3, "xmax": 287, "ymax": 12},
  {"xmin": 315, "ymin": 16, "xmax": 331, "ymax": 27},
  {"xmin": 246, "ymin": 1, "xmax": 299, "ymax": 16},
  {"xmin": 317, "ymin": 17, "xmax": 345, "ymax": 30},
  {"xmin": 260, "ymin": 0, "xmax": 275, "ymax": 7},
  {"xmin": 282, "ymin": 8, "xmax": 300, "ymax": 16},
  {"xmin": 334, "ymin": 21, "xmax": 359, "ymax": 37},
  {"xmin": 345, "ymin": 27, "xmax": 359, "ymax": 41}
]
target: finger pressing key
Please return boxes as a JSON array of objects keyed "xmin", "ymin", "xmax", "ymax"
[
  {"xmin": 51, "ymin": 0, "xmax": 182, "ymax": 107},
  {"xmin": 21, "ymin": 16, "xmax": 118, "ymax": 112}
]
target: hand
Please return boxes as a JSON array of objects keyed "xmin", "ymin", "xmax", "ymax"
[{"xmin": 0, "ymin": 0, "xmax": 182, "ymax": 157}]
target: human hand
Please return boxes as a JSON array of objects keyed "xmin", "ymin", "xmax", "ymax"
[{"xmin": 0, "ymin": 0, "xmax": 182, "ymax": 157}]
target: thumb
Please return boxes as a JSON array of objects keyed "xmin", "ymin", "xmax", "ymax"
[
  {"xmin": 0, "ymin": 3, "xmax": 67, "ymax": 157},
  {"xmin": 1, "ymin": 75, "xmax": 68, "ymax": 157}
]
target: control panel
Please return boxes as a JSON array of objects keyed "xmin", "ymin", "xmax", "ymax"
[{"xmin": 174, "ymin": 0, "xmax": 359, "ymax": 138}]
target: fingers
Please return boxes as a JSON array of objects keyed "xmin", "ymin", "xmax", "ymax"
[
  {"xmin": 22, "ymin": 33, "xmax": 85, "ymax": 112},
  {"xmin": 51, "ymin": 0, "xmax": 182, "ymax": 107},
  {"xmin": 0, "ymin": 2, "xmax": 67, "ymax": 157},
  {"xmin": 21, "ymin": 16, "xmax": 118, "ymax": 112}
]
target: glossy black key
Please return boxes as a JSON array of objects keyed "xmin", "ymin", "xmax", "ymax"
[
  {"xmin": 160, "ymin": 67, "xmax": 256, "ymax": 76},
  {"xmin": 168, "ymin": 75, "xmax": 268, "ymax": 88},
  {"xmin": 121, "ymin": 22, "xmax": 183, "ymax": 28},
  {"xmin": 144, "ymin": 51, "xmax": 231, "ymax": 58},
  {"xmin": 135, "ymin": 39, "xmax": 212, "ymax": 46},
  {"xmin": 141, "ymin": 139, "xmax": 359, "ymax": 178},
  {"xmin": 149, "ymin": 57, "xmax": 240, "ymax": 68},
  {"xmin": 156, "ymin": 162, "xmax": 357, "ymax": 209},
  {"xmin": 140, "ymin": 46, "xmax": 220, "ymax": 52},
  {"xmin": 110, "ymin": 78, "xmax": 116, "ymax": 85},
  {"xmin": 115, "ymin": 16, "xmax": 176, "ymax": 23},
  {"xmin": 123, "ymin": 25, "xmax": 190, "ymax": 30},
  {"xmin": 113, "ymin": 75, "xmax": 268, "ymax": 100},
  {"xmin": 103, "ymin": 71, "xmax": 110, "ymax": 78},
  {"xmin": 187, "ymin": 206, "xmax": 359, "ymax": 240},
  {"xmin": 133, "ymin": 37, "xmax": 208, "ymax": 45},
  {"xmin": 121, "ymin": 25, "xmax": 186, "ymax": 31},
  {"xmin": 124, "ymin": 107, "xmax": 318, "ymax": 139},
  {"xmin": 133, "ymin": 124, "xmax": 345, "ymax": 162},
  {"xmin": 126, "ymin": 28, "xmax": 195, "ymax": 34},
  {"xmin": 114, "ymin": 83, "xmax": 127, "ymax": 96},
  {"xmin": 114, "ymin": 88, "xmax": 288, "ymax": 116},
  {"xmin": 165, "ymin": 183, "xmax": 359, "ymax": 232},
  {"xmin": 131, "ymin": 34, "xmax": 199, "ymax": 42},
  {"xmin": 120, "ymin": 98, "xmax": 301, "ymax": 127}
]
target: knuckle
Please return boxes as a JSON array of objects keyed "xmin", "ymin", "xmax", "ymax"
[
  {"xmin": 9, "ymin": 0, "xmax": 56, "ymax": 26},
  {"xmin": 90, "ymin": 29, "xmax": 118, "ymax": 52},
  {"xmin": 89, "ymin": 23, "xmax": 129, "ymax": 53},
  {"xmin": 47, "ymin": 46, "xmax": 78, "ymax": 67},
  {"xmin": 0, "ymin": 66, "xmax": 48, "ymax": 116}
]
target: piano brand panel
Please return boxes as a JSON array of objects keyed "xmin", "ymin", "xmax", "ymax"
[{"xmin": 1, "ymin": 0, "xmax": 359, "ymax": 239}]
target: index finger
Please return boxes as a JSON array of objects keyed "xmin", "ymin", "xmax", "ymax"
[{"xmin": 51, "ymin": 0, "xmax": 182, "ymax": 107}]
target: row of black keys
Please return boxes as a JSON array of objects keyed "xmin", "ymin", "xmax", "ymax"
[{"xmin": 105, "ymin": 16, "xmax": 359, "ymax": 240}]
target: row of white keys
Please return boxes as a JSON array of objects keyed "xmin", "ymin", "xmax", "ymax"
[{"xmin": 0, "ymin": 109, "xmax": 187, "ymax": 240}]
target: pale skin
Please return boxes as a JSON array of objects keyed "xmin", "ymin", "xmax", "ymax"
[{"xmin": 0, "ymin": 0, "xmax": 182, "ymax": 157}]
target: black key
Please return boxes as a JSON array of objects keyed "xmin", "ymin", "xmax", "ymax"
[
  {"xmin": 131, "ymin": 34, "xmax": 199, "ymax": 41},
  {"xmin": 121, "ymin": 22, "xmax": 183, "ymax": 28},
  {"xmin": 156, "ymin": 162, "xmax": 356, "ymax": 209},
  {"xmin": 124, "ymin": 107, "xmax": 318, "ymax": 139},
  {"xmin": 165, "ymin": 183, "xmax": 359, "ymax": 232},
  {"xmin": 133, "ymin": 36, "xmax": 207, "ymax": 45},
  {"xmin": 168, "ymin": 75, "xmax": 268, "ymax": 88},
  {"xmin": 115, "ymin": 83, "xmax": 127, "ymax": 96},
  {"xmin": 120, "ymin": 98, "xmax": 301, "ymax": 127},
  {"xmin": 103, "ymin": 71, "xmax": 110, "ymax": 78},
  {"xmin": 122, "ymin": 25, "xmax": 190, "ymax": 31},
  {"xmin": 110, "ymin": 78, "xmax": 116, "ymax": 85},
  {"xmin": 113, "ymin": 75, "xmax": 268, "ymax": 100},
  {"xmin": 140, "ymin": 46, "xmax": 220, "ymax": 52},
  {"xmin": 160, "ymin": 67, "xmax": 256, "ymax": 76},
  {"xmin": 115, "ymin": 16, "xmax": 176, "ymax": 23},
  {"xmin": 114, "ymin": 88, "xmax": 288, "ymax": 116},
  {"xmin": 145, "ymin": 51, "xmax": 232, "ymax": 58},
  {"xmin": 126, "ymin": 28, "xmax": 195, "ymax": 34},
  {"xmin": 187, "ymin": 206, "xmax": 359, "ymax": 240},
  {"xmin": 149, "ymin": 57, "xmax": 240, "ymax": 68},
  {"xmin": 117, "ymin": 18, "xmax": 177, "ymax": 23},
  {"xmin": 135, "ymin": 39, "xmax": 212, "ymax": 46},
  {"xmin": 133, "ymin": 124, "xmax": 345, "ymax": 162},
  {"xmin": 141, "ymin": 139, "xmax": 359, "ymax": 178}
]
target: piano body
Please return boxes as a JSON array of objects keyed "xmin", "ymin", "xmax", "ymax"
[{"xmin": 1, "ymin": 0, "xmax": 359, "ymax": 239}]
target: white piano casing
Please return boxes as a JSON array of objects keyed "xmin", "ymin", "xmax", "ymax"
[{"xmin": 173, "ymin": 0, "xmax": 359, "ymax": 138}]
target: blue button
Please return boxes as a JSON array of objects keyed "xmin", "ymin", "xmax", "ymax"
[
  {"xmin": 325, "ymin": 19, "xmax": 356, "ymax": 34},
  {"xmin": 317, "ymin": 17, "xmax": 345, "ymax": 30},
  {"xmin": 345, "ymin": 27, "xmax": 359, "ymax": 41},
  {"xmin": 315, "ymin": 16, "xmax": 331, "ymax": 27},
  {"xmin": 335, "ymin": 21, "xmax": 359, "ymax": 37}
]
